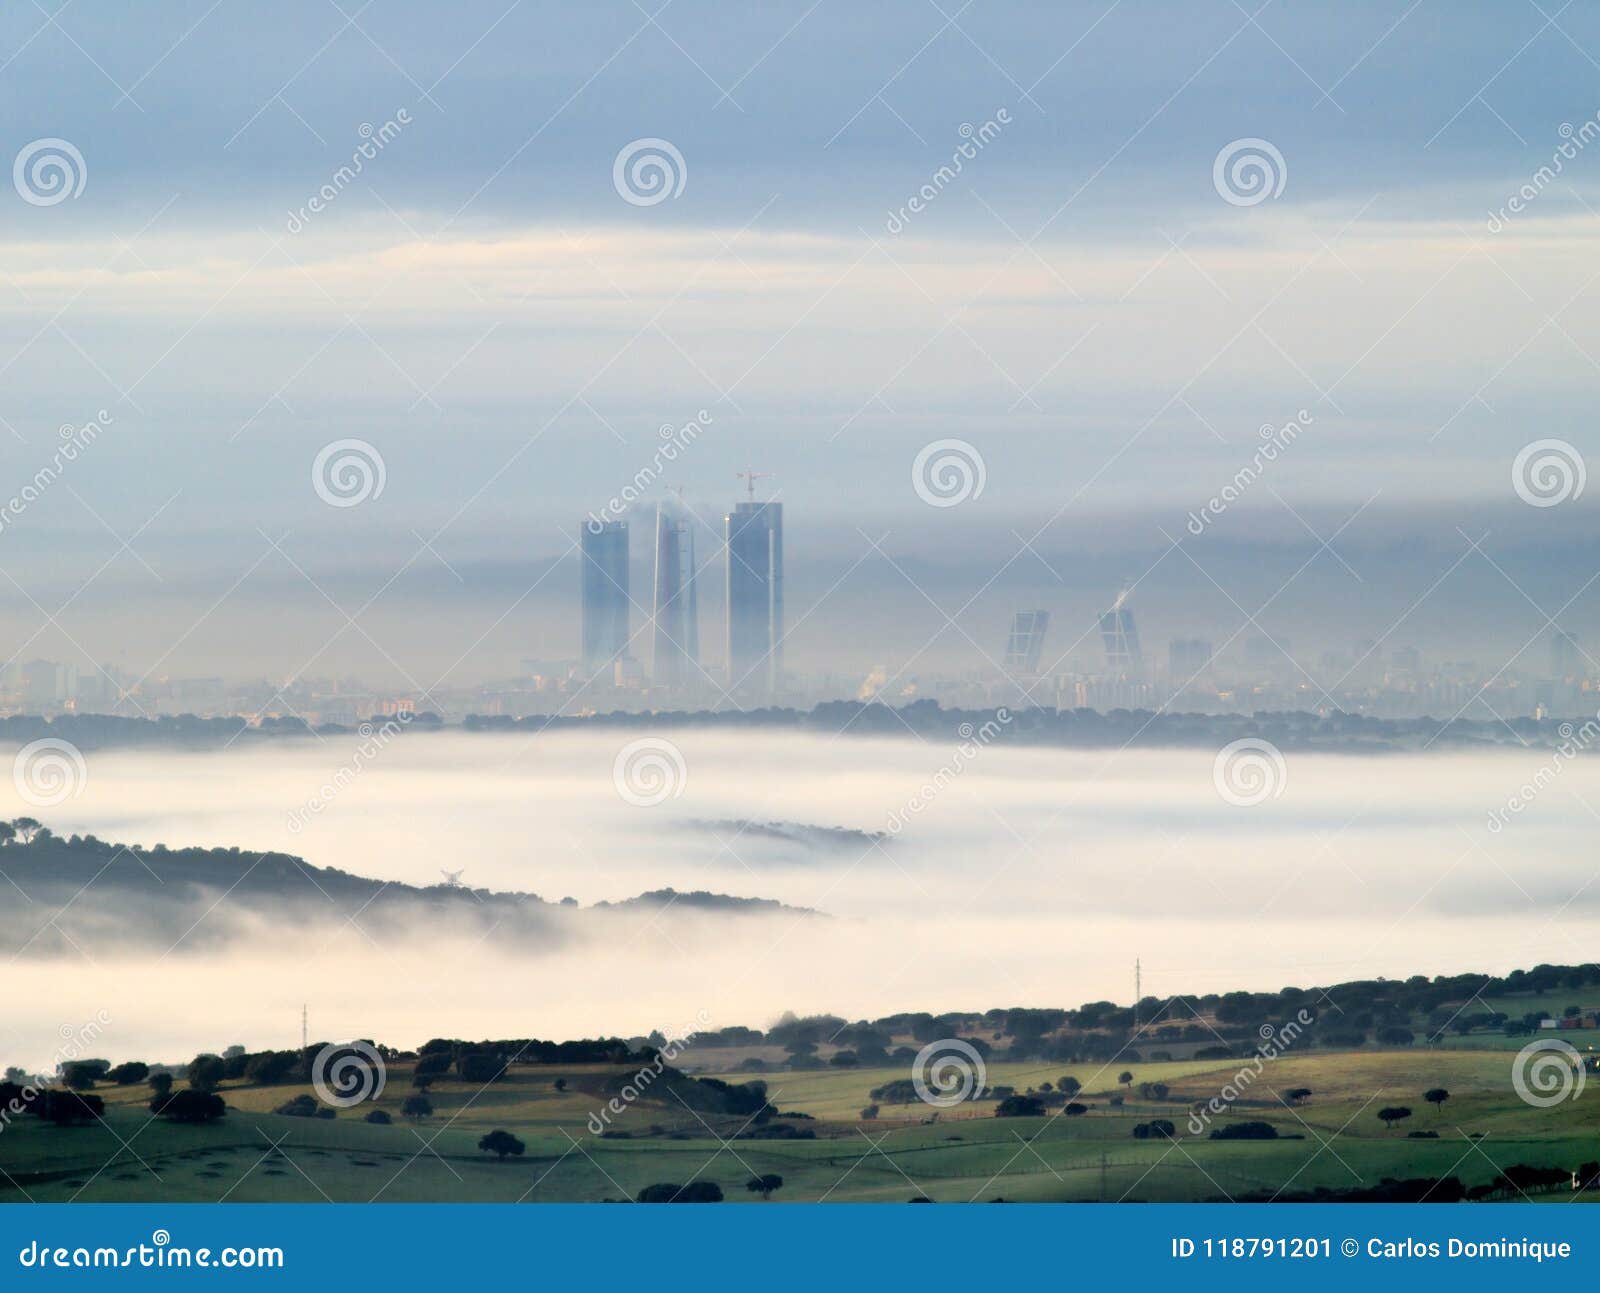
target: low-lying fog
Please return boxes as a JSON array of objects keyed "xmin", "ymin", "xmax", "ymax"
[{"xmin": 4, "ymin": 729, "xmax": 1595, "ymax": 1068}]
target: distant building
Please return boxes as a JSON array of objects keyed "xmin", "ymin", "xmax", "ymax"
[
  {"xmin": 580, "ymin": 520, "xmax": 630, "ymax": 672},
  {"xmin": 1099, "ymin": 592, "xmax": 1142, "ymax": 675},
  {"xmin": 650, "ymin": 506, "xmax": 700, "ymax": 687},
  {"xmin": 1004, "ymin": 610, "xmax": 1050, "ymax": 675},
  {"xmin": 725, "ymin": 500, "xmax": 783, "ymax": 693},
  {"xmin": 1552, "ymin": 629, "xmax": 1583, "ymax": 682},
  {"xmin": 1169, "ymin": 638, "xmax": 1212, "ymax": 682},
  {"xmin": 1389, "ymin": 645, "xmax": 1421, "ymax": 679}
]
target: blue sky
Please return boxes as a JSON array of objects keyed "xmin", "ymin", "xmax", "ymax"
[{"xmin": 3, "ymin": 1, "xmax": 1600, "ymax": 680}]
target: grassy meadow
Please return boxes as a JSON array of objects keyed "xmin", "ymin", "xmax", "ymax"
[{"xmin": 3, "ymin": 1044, "xmax": 1596, "ymax": 1203}]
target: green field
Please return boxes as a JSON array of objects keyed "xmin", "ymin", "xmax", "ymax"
[{"xmin": 3, "ymin": 1047, "xmax": 1595, "ymax": 1202}]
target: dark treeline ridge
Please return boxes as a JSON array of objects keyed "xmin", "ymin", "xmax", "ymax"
[
  {"xmin": 1249, "ymin": 1163, "xmax": 1583, "ymax": 1203},
  {"xmin": 0, "ymin": 825, "xmax": 809, "ymax": 918},
  {"xmin": 0, "ymin": 711, "xmax": 441, "ymax": 751},
  {"xmin": 690, "ymin": 963, "xmax": 1600, "ymax": 1070},
  {"xmin": 0, "ymin": 701, "xmax": 1578, "ymax": 751},
  {"xmin": 30, "ymin": 1038, "xmax": 781, "ymax": 1130},
  {"xmin": 464, "ymin": 700, "xmax": 1561, "ymax": 750}
]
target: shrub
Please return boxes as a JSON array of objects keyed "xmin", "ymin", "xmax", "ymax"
[
  {"xmin": 637, "ymin": 1181, "xmax": 723, "ymax": 1203},
  {"xmin": 152, "ymin": 1090, "xmax": 225, "ymax": 1122},
  {"xmin": 1209, "ymin": 1121, "xmax": 1278, "ymax": 1141}
]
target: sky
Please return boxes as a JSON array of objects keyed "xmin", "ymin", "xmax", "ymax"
[{"xmin": 3, "ymin": 0, "xmax": 1600, "ymax": 682}]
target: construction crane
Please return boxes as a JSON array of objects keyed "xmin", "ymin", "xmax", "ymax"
[{"xmin": 736, "ymin": 469, "xmax": 773, "ymax": 502}]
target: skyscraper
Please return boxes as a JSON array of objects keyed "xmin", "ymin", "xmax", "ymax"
[
  {"xmin": 1551, "ymin": 628, "xmax": 1583, "ymax": 682},
  {"xmin": 1003, "ymin": 610, "xmax": 1050, "ymax": 675},
  {"xmin": 1168, "ymin": 637, "xmax": 1212, "ymax": 682},
  {"xmin": 725, "ymin": 500, "xmax": 783, "ymax": 693},
  {"xmin": 580, "ymin": 520, "xmax": 630, "ymax": 673},
  {"xmin": 1099, "ymin": 589, "xmax": 1142, "ymax": 675},
  {"xmin": 651, "ymin": 505, "xmax": 700, "ymax": 687}
]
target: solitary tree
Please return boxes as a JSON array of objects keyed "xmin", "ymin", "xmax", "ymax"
[
  {"xmin": 1285, "ymin": 1087, "xmax": 1312, "ymax": 1106},
  {"xmin": 553, "ymin": 1078, "xmax": 567, "ymax": 1092},
  {"xmin": 61, "ymin": 1062, "xmax": 102, "ymax": 1091},
  {"xmin": 1424, "ymin": 1087, "xmax": 1450, "ymax": 1113},
  {"xmin": 12, "ymin": 818, "xmax": 40, "ymax": 844},
  {"xmin": 1118, "ymin": 1070, "xmax": 1133, "ymax": 1088},
  {"xmin": 152, "ymin": 1090, "xmax": 226, "ymax": 1123},
  {"xmin": 186, "ymin": 1054, "xmax": 225, "ymax": 1092},
  {"xmin": 478, "ymin": 1130, "xmax": 525, "ymax": 1161},
  {"xmin": 1058, "ymin": 1076, "xmax": 1081, "ymax": 1098},
  {"xmin": 1377, "ymin": 1106, "xmax": 1412, "ymax": 1130},
  {"xmin": 107, "ymin": 1062, "xmax": 149, "ymax": 1086},
  {"xmin": 402, "ymin": 1094, "xmax": 434, "ymax": 1121},
  {"xmin": 746, "ymin": 1173, "xmax": 784, "ymax": 1200}
]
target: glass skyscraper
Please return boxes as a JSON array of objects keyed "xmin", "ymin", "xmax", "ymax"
[
  {"xmin": 651, "ymin": 505, "xmax": 699, "ymax": 687},
  {"xmin": 580, "ymin": 520, "xmax": 630, "ymax": 673},
  {"xmin": 1003, "ymin": 610, "xmax": 1050, "ymax": 675},
  {"xmin": 725, "ymin": 501, "xmax": 783, "ymax": 694}
]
